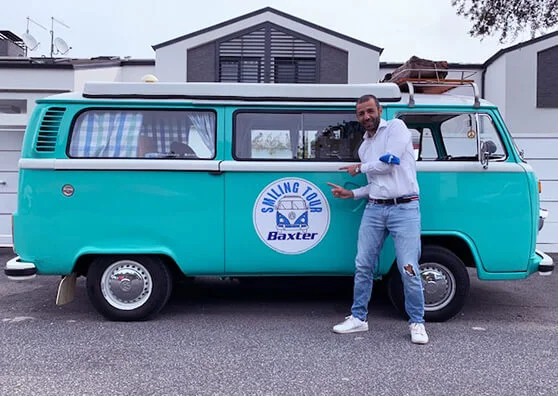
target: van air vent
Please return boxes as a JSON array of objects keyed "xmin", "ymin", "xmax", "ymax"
[{"xmin": 36, "ymin": 107, "xmax": 66, "ymax": 152}]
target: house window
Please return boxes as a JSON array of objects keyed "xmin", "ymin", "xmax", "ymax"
[
  {"xmin": 274, "ymin": 58, "xmax": 317, "ymax": 83},
  {"xmin": 217, "ymin": 22, "xmax": 318, "ymax": 83},
  {"xmin": 537, "ymin": 45, "xmax": 558, "ymax": 108},
  {"xmin": 220, "ymin": 57, "xmax": 262, "ymax": 82},
  {"xmin": 0, "ymin": 99, "xmax": 26, "ymax": 114}
]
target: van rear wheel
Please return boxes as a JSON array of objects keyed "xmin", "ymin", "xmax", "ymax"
[
  {"xmin": 387, "ymin": 245, "xmax": 470, "ymax": 322},
  {"xmin": 86, "ymin": 255, "xmax": 172, "ymax": 321}
]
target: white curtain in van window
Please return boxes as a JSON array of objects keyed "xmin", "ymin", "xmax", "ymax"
[
  {"xmin": 188, "ymin": 113, "xmax": 215, "ymax": 156},
  {"xmin": 69, "ymin": 112, "xmax": 143, "ymax": 158}
]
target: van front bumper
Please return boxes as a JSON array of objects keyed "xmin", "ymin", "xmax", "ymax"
[
  {"xmin": 4, "ymin": 256, "xmax": 37, "ymax": 280},
  {"xmin": 536, "ymin": 249, "xmax": 554, "ymax": 276}
]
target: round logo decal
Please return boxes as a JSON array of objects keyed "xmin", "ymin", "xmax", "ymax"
[{"xmin": 253, "ymin": 177, "xmax": 330, "ymax": 255}]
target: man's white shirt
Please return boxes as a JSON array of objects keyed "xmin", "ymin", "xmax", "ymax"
[{"xmin": 352, "ymin": 118, "xmax": 420, "ymax": 200}]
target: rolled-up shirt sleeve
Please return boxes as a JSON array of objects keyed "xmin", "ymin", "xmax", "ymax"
[
  {"xmin": 351, "ymin": 185, "xmax": 369, "ymax": 200},
  {"xmin": 359, "ymin": 119, "xmax": 411, "ymax": 175}
]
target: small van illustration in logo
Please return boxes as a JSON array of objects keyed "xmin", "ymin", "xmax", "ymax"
[
  {"xmin": 276, "ymin": 195, "xmax": 309, "ymax": 233},
  {"xmin": 253, "ymin": 178, "xmax": 330, "ymax": 255}
]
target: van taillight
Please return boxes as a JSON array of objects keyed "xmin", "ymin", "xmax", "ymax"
[{"xmin": 538, "ymin": 180, "xmax": 542, "ymax": 194}]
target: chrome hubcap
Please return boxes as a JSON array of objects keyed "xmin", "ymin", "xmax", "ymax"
[
  {"xmin": 100, "ymin": 260, "xmax": 152, "ymax": 310},
  {"xmin": 420, "ymin": 262, "xmax": 456, "ymax": 311}
]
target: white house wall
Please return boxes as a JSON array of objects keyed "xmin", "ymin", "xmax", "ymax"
[
  {"xmin": 74, "ymin": 67, "xmax": 122, "ymax": 90},
  {"xmin": 499, "ymin": 35, "xmax": 558, "ymax": 135},
  {"xmin": 120, "ymin": 65, "xmax": 156, "ymax": 82},
  {"xmin": 484, "ymin": 56, "xmax": 507, "ymax": 119},
  {"xmin": 155, "ymin": 11, "xmax": 379, "ymax": 83},
  {"xmin": 155, "ymin": 45, "xmax": 184, "ymax": 82},
  {"xmin": 1, "ymin": 68, "xmax": 73, "ymax": 91}
]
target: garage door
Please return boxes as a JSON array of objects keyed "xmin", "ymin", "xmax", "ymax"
[
  {"xmin": 0, "ymin": 129, "xmax": 24, "ymax": 246},
  {"xmin": 514, "ymin": 134, "xmax": 558, "ymax": 253}
]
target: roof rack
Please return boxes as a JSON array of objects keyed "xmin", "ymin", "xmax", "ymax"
[
  {"xmin": 405, "ymin": 79, "xmax": 480, "ymax": 108},
  {"xmin": 387, "ymin": 68, "xmax": 481, "ymax": 108}
]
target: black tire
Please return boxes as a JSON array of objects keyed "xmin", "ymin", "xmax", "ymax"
[
  {"xmin": 86, "ymin": 255, "xmax": 173, "ymax": 321},
  {"xmin": 387, "ymin": 245, "xmax": 470, "ymax": 322}
]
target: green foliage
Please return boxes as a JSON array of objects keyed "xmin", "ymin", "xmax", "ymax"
[{"xmin": 452, "ymin": 0, "xmax": 558, "ymax": 42}]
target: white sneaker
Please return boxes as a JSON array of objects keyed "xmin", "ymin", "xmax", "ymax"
[
  {"xmin": 332, "ymin": 315, "xmax": 369, "ymax": 334},
  {"xmin": 410, "ymin": 323, "xmax": 429, "ymax": 344}
]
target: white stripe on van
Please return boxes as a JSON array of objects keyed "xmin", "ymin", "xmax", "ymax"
[
  {"xmin": 221, "ymin": 161, "xmax": 526, "ymax": 173},
  {"xmin": 18, "ymin": 159, "xmax": 528, "ymax": 173},
  {"xmin": 19, "ymin": 158, "xmax": 220, "ymax": 172}
]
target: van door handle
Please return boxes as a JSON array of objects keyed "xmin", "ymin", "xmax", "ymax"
[{"xmin": 0, "ymin": 181, "xmax": 6, "ymax": 185}]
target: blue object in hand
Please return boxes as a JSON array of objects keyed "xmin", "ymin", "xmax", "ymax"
[{"xmin": 379, "ymin": 153, "xmax": 400, "ymax": 165}]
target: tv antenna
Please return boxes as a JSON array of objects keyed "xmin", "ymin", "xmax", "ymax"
[
  {"xmin": 50, "ymin": 17, "xmax": 72, "ymax": 57},
  {"xmin": 23, "ymin": 17, "xmax": 47, "ymax": 55}
]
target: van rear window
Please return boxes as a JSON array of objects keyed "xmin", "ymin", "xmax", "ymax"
[
  {"xmin": 233, "ymin": 110, "xmax": 363, "ymax": 161},
  {"xmin": 68, "ymin": 109, "xmax": 216, "ymax": 159}
]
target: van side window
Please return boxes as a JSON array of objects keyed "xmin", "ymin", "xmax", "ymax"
[
  {"xmin": 409, "ymin": 127, "xmax": 436, "ymax": 160},
  {"xmin": 478, "ymin": 114, "xmax": 507, "ymax": 160},
  {"xmin": 234, "ymin": 111, "xmax": 363, "ymax": 161},
  {"xmin": 398, "ymin": 112, "xmax": 507, "ymax": 161},
  {"xmin": 69, "ymin": 110, "xmax": 216, "ymax": 159}
]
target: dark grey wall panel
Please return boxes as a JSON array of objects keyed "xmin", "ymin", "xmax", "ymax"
[
  {"xmin": 319, "ymin": 43, "xmax": 348, "ymax": 84},
  {"xmin": 0, "ymin": 41, "xmax": 25, "ymax": 57},
  {"xmin": 187, "ymin": 42, "xmax": 216, "ymax": 82},
  {"xmin": 537, "ymin": 45, "xmax": 558, "ymax": 108}
]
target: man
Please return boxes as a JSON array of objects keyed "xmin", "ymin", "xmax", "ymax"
[{"xmin": 327, "ymin": 94, "xmax": 428, "ymax": 344}]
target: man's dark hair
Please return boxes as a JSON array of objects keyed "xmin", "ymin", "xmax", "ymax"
[{"xmin": 356, "ymin": 94, "xmax": 380, "ymax": 109}]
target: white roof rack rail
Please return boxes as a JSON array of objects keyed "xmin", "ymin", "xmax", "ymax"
[
  {"xmin": 405, "ymin": 80, "xmax": 481, "ymax": 108},
  {"xmin": 82, "ymin": 82, "xmax": 403, "ymax": 103},
  {"xmin": 385, "ymin": 68, "xmax": 481, "ymax": 108}
]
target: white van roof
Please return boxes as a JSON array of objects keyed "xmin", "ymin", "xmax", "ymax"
[{"xmin": 82, "ymin": 82, "xmax": 402, "ymax": 103}]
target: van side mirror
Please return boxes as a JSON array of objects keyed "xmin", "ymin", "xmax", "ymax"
[{"xmin": 480, "ymin": 140, "xmax": 497, "ymax": 169}]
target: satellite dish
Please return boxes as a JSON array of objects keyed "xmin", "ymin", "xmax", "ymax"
[
  {"xmin": 22, "ymin": 32, "xmax": 39, "ymax": 51},
  {"xmin": 54, "ymin": 37, "xmax": 71, "ymax": 55}
]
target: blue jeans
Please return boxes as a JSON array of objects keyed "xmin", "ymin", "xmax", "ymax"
[{"xmin": 351, "ymin": 199, "xmax": 424, "ymax": 323}]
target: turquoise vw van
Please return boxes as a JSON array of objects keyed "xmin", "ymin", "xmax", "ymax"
[{"xmin": 4, "ymin": 80, "xmax": 553, "ymax": 322}]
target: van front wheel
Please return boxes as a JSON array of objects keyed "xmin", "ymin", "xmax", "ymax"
[
  {"xmin": 387, "ymin": 245, "xmax": 470, "ymax": 322},
  {"xmin": 86, "ymin": 255, "xmax": 172, "ymax": 321}
]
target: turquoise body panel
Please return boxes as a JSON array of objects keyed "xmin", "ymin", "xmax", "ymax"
[{"xmin": 12, "ymin": 98, "xmax": 542, "ymax": 280}]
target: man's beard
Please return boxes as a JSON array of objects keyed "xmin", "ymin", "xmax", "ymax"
[{"xmin": 365, "ymin": 117, "xmax": 380, "ymax": 134}]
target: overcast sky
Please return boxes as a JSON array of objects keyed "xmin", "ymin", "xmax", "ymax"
[{"xmin": 4, "ymin": 0, "xmax": 540, "ymax": 63}]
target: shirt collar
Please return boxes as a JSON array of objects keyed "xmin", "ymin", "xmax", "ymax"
[{"xmin": 363, "ymin": 118, "xmax": 388, "ymax": 139}]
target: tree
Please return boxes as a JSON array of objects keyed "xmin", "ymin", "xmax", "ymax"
[{"xmin": 452, "ymin": 0, "xmax": 558, "ymax": 42}]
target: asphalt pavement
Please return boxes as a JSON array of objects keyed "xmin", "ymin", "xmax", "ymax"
[{"xmin": 1, "ymin": 248, "xmax": 557, "ymax": 396}]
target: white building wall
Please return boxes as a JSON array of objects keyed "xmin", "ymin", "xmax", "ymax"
[
  {"xmin": 119, "ymin": 65, "xmax": 156, "ymax": 82},
  {"xmin": 502, "ymin": 36, "xmax": 558, "ymax": 135},
  {"xmin": 155, "ymin": 11, "xmax": 380, "ymax": 83},
  {"xmin": 74, "ymin": 66, "xmax": 121, "ymax": 90},
  {"xmin": 155, "ymin": 45, "xmax": 185, "ymax": 82},
  {"xmin": 483, "ymin": 56, "xmax": 507, "ymax": 119},
  {"xmin": 1, "ymin": 68, "xmax": 73, "ymax": 91}
]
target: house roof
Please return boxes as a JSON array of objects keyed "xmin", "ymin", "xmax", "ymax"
[
  {"xmin": 0, "ymin": 57, "xmax": 154, "ymax": 70},
  {"xmin": 483, "ymin": 29, "xmax": 558, "ymax": 67},
  {"xmin": 380, "ymin": 61, "xmax": 483, "ymax": 69},
  {"xmin": 152, "ymin": 7, "xmax": 383, "ymax": 53}
]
